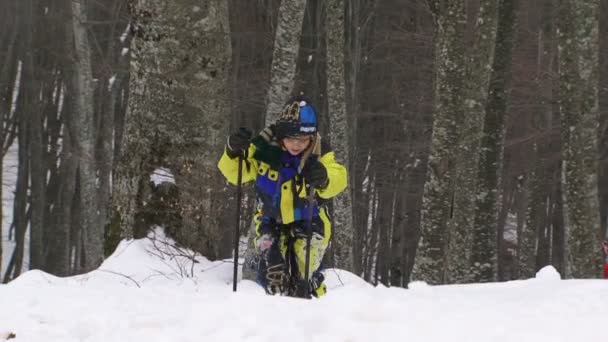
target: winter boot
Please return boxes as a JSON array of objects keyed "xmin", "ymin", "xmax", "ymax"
[
  {"xmin": 256, "ymin": 233, "xmax": 288, "ymax": 295},
  {"xmin": 310, "ymin": 271, "xmax": 326, "ymax": 298}
]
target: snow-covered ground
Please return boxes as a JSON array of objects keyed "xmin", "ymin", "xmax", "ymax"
[{"xmin": 1, "ymin": 229, "xmax": 607, "ymax": 342}]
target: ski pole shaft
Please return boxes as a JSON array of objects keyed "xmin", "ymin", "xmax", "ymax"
[
  {"xmin": 303, "ymin": 187, "xmax": 316, "ymax": 299},
  {"xmin": 233, "ymin": 155, "xmax": 244, "ymax": 292}
]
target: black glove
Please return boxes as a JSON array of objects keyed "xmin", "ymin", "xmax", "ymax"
[
  {"xmin": 258, "ymin": 124, "xmax": 276, "ymax": 143},
  {"xmin": 252, "ymin": 124, "xmax": 283, "ymax": 169},
  {"xmin": 226, "ymin": 127, "xmax": 252, "ymax": 158},
  {"xmin": 301, "ymin": 158, "xmax": 328, "ymax": 189}
]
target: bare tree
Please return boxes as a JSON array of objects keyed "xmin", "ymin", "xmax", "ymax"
[
  {"xmin": 557, "ymin": 0, "xmax": 602, "ymax": 278},
  {"xmin": 412, "ymin": 0, "xmax": 467, "ymax": 285},
  {"xmin": 600, "ymin": 0, "xmax": 608, "ymax": 252},
  {"xmin": 115, "ymin": 0, "xmax": 232, "ymax": 259},
  {"xmin": 264, "ymin": 0, "xmax": 307, "ymax": 124},
  {"xmin": 0, "ymin": 0, "xmax": 20, "ymax": 278},
  {"xmin": 470, "ymin": 0, "xmax": 517, "ymax": 282},
  {"xmin": 3, "ymin": 102, "xmax": 28, "ymax": 282},
  {"xmin": 65, "ymin": 0, "xmax": 104, "ymax": 272},
  {"xmin": 326, "ymin": 0, "xmax": 354, "ymax": 271},
  {"xmin": 447, "ymin": 0, "xmax": 500, "ymax": 283}
]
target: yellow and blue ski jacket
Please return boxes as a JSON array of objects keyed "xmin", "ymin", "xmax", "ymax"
[{"xmin": 217, "ymin": 139, "xmax": 347, "ymax": 231}]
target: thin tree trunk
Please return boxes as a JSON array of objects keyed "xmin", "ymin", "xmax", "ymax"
[
  {"xmin": 496, "ymin": 181, "xmax": 513, "ymax": 280},
  {"xmin": 598, "ymin": 0, "xmax": 608, "ymax": 250},
  {"xmin": 522, "ymin": 155, "xmax": 543, "ymax": 277},
  {"xmin": 326, "ymin": 0, "xmax": 354, "ymax": 272},
  {"xmin": 365, "ymin": 183, "xmax": 379, "ymax": 282},
  {"xmin": 375, "ymin": 183, "xmax": 393, "ymax": 286},
  {"xmin": 9, "ymin": 100, "xmax": 29, "ymax": 280},
  {"xmin": 0, "ymin": 0, "xmax": 20, "ymax": 279},
  {"xmin": 46, "ymin": 98, "xmax": 77, "ymax": 277},
  {"xmin": 353, "ymin": 149, "xmax": 372, "ymax": 276},
  {"xmin": 551, "ymin": 175, "xmax": 566, "ymax": 274},
  {"xmin": 515, "ymin": 178, "xmax": 529, "ymax": 278},
  {"xmin": 67, "ymin": 0, "xmax": 104, "ymax": 272},
  {"xmin": 25, "ymin": 0, "xmax": 47, "ymax": 270}
]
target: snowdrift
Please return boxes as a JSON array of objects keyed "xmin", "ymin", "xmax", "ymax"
[{"xmin": 1, "ymin": 229, "xmax": 607, "ymax": 342}]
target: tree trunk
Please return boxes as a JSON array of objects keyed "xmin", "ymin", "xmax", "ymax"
[
  {"xmin": 558, "ymin": 0, "xmax": 602, "ymax": 278},
  {"xmin": 523, "ymin": 0, "xmax": 560, "ymax": 277},
  {"xmin": 412, "ymin": 0, "xmax": 467, "ymax": 285},
  {"xmin": 598, "ymin": 0, "xmax": 608, "ymax": 249},
  {"xmin": 8, "ymin": 99, "xmax": 29, "ymax": 281},
  {"xmin": 521, "ymin": 151, "xmax": 542, "ymax": 278},
  {"xmin": 264, "ymin": 0, "xmax": 307, "ymax": 124},
  {"xmin": 470, "ymin": 0, "xmax": 517, "ymax": 283},
  {"xmin": 43, "ymin": 40, "xmax": 76, "ymax": 275},
  {"xmin": 66, "ymin": 0, "xmax": 104, "ymax": 272},
  {"xmin": 45, "ymin": 123, "xmax": 77, "ymax": 277},
  {"xmin": 551, "ymin": 176, "xmax": 566, "ymax": 275},
  {"xmin": 121, "ymin": 0, "xmax": 232, "ymax": 261},
  {"xmin": 326, "ymin": 0, "xmax": 354, "ymax": 272},
  {"xmin": 0, "ymin": 0, "xmax": 19, "ymax": 278},
  {"xmin": 25, "ymin": 0, "xmax": 47, "ymax": 270},
  {"xmin": 447, "ymin": 0, "xmax": 499, "ymax": 284}
]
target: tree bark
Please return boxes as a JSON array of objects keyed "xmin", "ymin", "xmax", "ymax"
[
  {"xmin": 66, "ymin": 0, "xmax": 104, "ymax": 272},
  {"xmin": 24, "ymin": 0, "xmax": 47, "ymax": 270},
  {"xmin": 7, "ymin": 95, "xmax": 29, "ymax": 281},
  {"xmin": 448, "ymin": 0, "xmax": 499, "ymax": 284},
  {"xmin": 0, "ymin": 0, "xmax": 20, "ymax": 278},
  {"xmin": 471, "ymin": 0, "xmax": 517, "ymax": 282},
  {"xmin": 412, "ymin": 0, "xmax": 467, "ymax": 285},
  {"xmin": 264, "ymin": 0, "xmax": 307, "ymax": 124},
  {"xmin": 598, "ymin": 0, "xmax": 608, "ymax": 248},
  {"xmin": 120, "ymin": 0, "xmax": 232, "ymax": 261},
  {"xmin": 45, "ymin": 112, "xmax": 77, "ymax": 276},
  {"xmin": 558, "ymin": 0, "xmax": 602, "ymax": 278},
  {"xmin": 326, "ymin": 0, "xmax": 354, "ymax": 272}
]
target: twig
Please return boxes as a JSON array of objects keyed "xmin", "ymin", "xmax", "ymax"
[
  {"xmin": 141, "ymin": 269, "xmax": 175, "ymax": 282},
  {"xmin": 200, "ymin": 260, "xmax": 233, "ymax": 273},
  {"xmin": 146, "ymin": 235, "xmax": 199, "ymax": 278},
  {"xmin": 96, "ymin": 269, "xmax": 141, "ymax": 288},
  {"xmin": 1, "ymin": 332, "xmax": 16, "ymax": 340},
  {"xmin": 329, "ymin": 268, "xmax": 346, "ymax": 289}
]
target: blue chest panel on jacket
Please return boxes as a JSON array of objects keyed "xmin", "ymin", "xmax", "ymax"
[
  {"xmin": 256, "ymin": 153, "xmax": 300, "ymax": 195},
  {"xmin": 255, "ymin": 152, "xmax": 320, "ymax": 221}
]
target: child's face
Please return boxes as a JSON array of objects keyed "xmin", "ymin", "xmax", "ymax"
[{"xmin": 282, "ymin": 136, "xmax": 312, "ymax": 156}]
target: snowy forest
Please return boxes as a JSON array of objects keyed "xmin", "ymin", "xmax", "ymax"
[{"xmin": 1, "ymin": 0, "xmax": 608, "ymax": 289}]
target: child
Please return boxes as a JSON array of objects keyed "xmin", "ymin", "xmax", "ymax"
[{"xmin": 218, "ymin": 96, "xmax": 347, "ymax": 297}]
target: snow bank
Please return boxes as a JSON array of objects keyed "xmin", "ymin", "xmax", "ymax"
[{"xmin": 2, "ymin": 231, "xmax": 608, "ymax": 342}]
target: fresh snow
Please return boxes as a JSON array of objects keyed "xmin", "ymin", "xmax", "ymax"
[
  {"xmin": 1, "ymin": 228, "xmax": 607, "ymax": 342},
  {"xmin": 150, "ymin": 168, "xmax": 175, "ymax": 186}
]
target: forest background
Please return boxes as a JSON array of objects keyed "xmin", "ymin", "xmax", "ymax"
[{"xmin": 1, "ymin": 0, "xmax": 607, "ymax": 287}]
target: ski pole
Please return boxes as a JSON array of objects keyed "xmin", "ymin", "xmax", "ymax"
[
  {"xmin": 233, "ymin": 154, "xmax": 244, "ymax": 292},
  {"xmin": 302, "ymin": 186, "xmax": 316, "ymax": 299}
]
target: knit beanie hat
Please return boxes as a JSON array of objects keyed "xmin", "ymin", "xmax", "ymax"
[{"xmin": 274, "ymin": 96, "xmax": 318, "ymax": 139}]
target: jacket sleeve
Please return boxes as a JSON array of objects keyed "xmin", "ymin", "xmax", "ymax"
[
  {"xmin": 316, "ymin": 151, "xmax": 347, "ymax": 199},
  {"xmin": 217, "ymin": 144, "xmax": 259, "ymax": 185}
]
